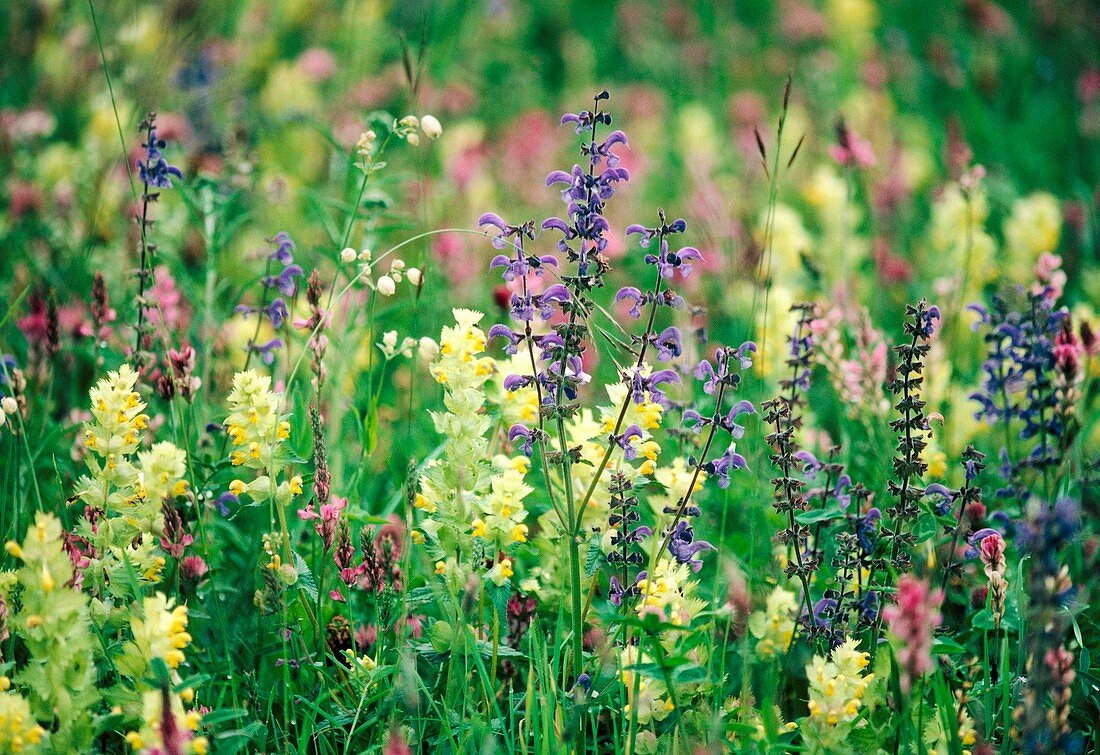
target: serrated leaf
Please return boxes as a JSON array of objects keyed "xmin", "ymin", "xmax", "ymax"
[
  {"xmin": 585, "ymin": 533, "xmax": 602, "ymax": 577},
  {"xmin": 293, "ymin": 551, "xmax": 318, "ymax": 602}
]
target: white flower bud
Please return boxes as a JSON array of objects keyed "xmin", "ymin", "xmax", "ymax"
[
  {"xmin": 382, "ymin": 330, "xmax": 398, "ymax": 349},
  {"xmin": 376, "ymin": 275, "xmax": 396, "ymax": 297},
  {"xmin": 398, "ymin": 115, "xmax": 419, "ymax": 130},
  {"xmin": 418, "ymin": 337, "xmax": 439, "ymax": 360},
  {"xmin": 340, "ymin": 247, "xmax": 357, "ymax": 263},
  {"xmin": 359, "ymin": 248, "xmax": 372, "ymax": 262},
  {"xmin": 406, "ymin": 132, "xmax": 420, "ymax": 146},
  {"xmin": 420, "ymin": 114, "xmax": 442, "ymax": 139},
  {"xmin": 390, "ymin": 258, "xmax": 406, "ymax": 271},
  {"xmin": 407, "ymin": 267, "xmax": 422, "ymax": 286},
  {"xmin": 0, "ymin": 397, "xmax": 16, "ymax": 414}
]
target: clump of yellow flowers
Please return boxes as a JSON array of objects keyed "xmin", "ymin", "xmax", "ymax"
[
  {"xmin": 748, "ymin": 585, "xmax": 799, "ymax": 659},
  {"xmin": 0, "ymin": 688, "xmax": 46, "ymax": 753},
  {"xmin": 802, "ymin": 638, "xmax": 876, "ymax": 752},
  {"xmin": 74, "ymin": 365, "xmax": 189, "ymax": 597},
  {"xmin": 224, "ymin": 369, "xmax": 301, "ymax": 507},
  {"xmin": 128, "ymin": 594, "xmax": 192, "ymax": 671},
  {"xmin": 417, "ymin": 310, "xmax": 528, "ymax": 588},
  {"xmin": 3, "ymin": 513, "xmax": 99, "ymax": 751}
]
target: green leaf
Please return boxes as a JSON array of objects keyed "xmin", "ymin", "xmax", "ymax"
[
  {"xmin": 795, "ymin": 502, "xmax": 845, "ymax": 524},
  {"xmin": 293, "ymin": 551, "xmax": 318, "ymax": 602}
]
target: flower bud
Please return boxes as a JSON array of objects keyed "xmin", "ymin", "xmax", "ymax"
[
  {"xmin": 420, "ymin": 114, "xmax": 442, "ymax": 139},
  {"xmin": 407, "ymin": 267, "xmax": 422, "ymax": 286},
  {"xmin": 406, "ymin": 132, "xmax": 420, "ymax": 146},
  {"xmin": 340, "ymin": 247, "xmax": 357, "ymax": 263},
  {"xmin": 376, "ymin": 275, "xmax": 396, "ymax": 297},
  {"xmin": 418, "ymin": 337, "xmax": 439, "ymax": 360}
]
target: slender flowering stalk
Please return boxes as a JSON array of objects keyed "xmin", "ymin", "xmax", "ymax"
[
  {"xmin": 761, "ymin": 304, "xmax": 817, "ymax": 640},
  {"xmin": 876, "ymin": 301, "xmax": 939, "ymax": 590},
  {"xmin": 132, "ymin": 113, "xmax": 182, "ymax": 369}
]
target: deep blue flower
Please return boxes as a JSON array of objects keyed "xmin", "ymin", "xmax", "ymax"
[
  {"xmin": 667, "ymin": 520, "xmax": 715, "ymax": 572},
  {"xmin": 137, "ymin": 127, "xmax": 183, "ymax": 189}
]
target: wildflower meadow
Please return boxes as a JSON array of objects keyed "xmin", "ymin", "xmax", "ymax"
[{"xmin": 1, "ymin": 1, "xmax": 1099, "ymax": 753}]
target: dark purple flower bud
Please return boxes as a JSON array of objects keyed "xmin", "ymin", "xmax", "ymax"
[
  {"xmin": 667, "ymin": 520, "xmax": 715, "ymax": 572},
  {"xmin": 857, "ymin": 507, "xmax": 881, "ymax": 554},
  {"xmin": 264, "ymin": 264, "xmax": 304, "ymax": 296},
  {"xmin": 216, "ymin": 492, "xmax": 238, "ymax": 516},
  {"xmin": 924, "ymin": 483, "xmax": 955, "ymax": 515}
]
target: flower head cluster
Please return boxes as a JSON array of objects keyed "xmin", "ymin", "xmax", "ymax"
[
  {"xmin": 748, "ymin": 585, "xmax": 799, "ymax": 658},
  {"xmin": 5, "ymin": 514, "xmax": 99, "ymax": 751},
  {"xmin": 0, "ymin": 690, "xmax": 46, "ymax": 752},
  {"xmin": 129, "ymin": 594, "xmax": 192, "ymax": 671},
  {"xmin": 634, "ymin": 557, "xmax": 703, "ymax": 627},
  {"xmin": 472, "ymin": 465, "xmax": 533, "ymax": 548},
  {"xmin": 125, "ymin": 689, "xmax": 206, "ymax": 755},
  {"xmin": 882, "ymin": 575, "xmax": 942, "ymax": 693},
  {"xmin": 970, "ymin": 289, "xmax": 1069, "ymax": 491},
  {"xmin": 75, "ymin": 367, "xmax": 188, "ymax": 594},
  {"xmin": 224, "ymin": 370, "xmax": 288, "ymax": 469},
  {"xmin": 803, "ymin": 638, "xmax": 875, "ymax": 750},
  {"xmin": 136, "ymin": 115, "xmax": 183, "ymax": 190}
]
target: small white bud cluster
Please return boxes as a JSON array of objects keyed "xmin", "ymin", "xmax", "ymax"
[
  {"xmin": 395, "ymin": 114, "xmax": 442, "ymax": 146},
  {"xmin": 378, "ymin": 330, "xmax": 417, "ymax": 360}
]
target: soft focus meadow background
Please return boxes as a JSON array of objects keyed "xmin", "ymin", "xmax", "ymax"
[{"xmin": 0, "ymin": 0, "xmax": 1099, "ymax": 753}]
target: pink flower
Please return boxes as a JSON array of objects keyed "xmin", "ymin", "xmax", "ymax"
[
  {"xmin": 297, "ymin": 47, "xmax": 335, "ymax": 81},
  {"xmin": 882, "ymin": 575, "xmax": 943, "ymax": 693},
  {"xmin": 829, "ymin": 120, "xmax": 876, "ymax": 169},
  {"xmin": 297, "ymin": 496, "xmax": 347, "ymax": 550}
]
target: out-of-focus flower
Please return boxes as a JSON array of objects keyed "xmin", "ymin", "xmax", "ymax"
[{"xmin": 882, "ymin": 575, "xmax": 942, "ymax": 693}]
